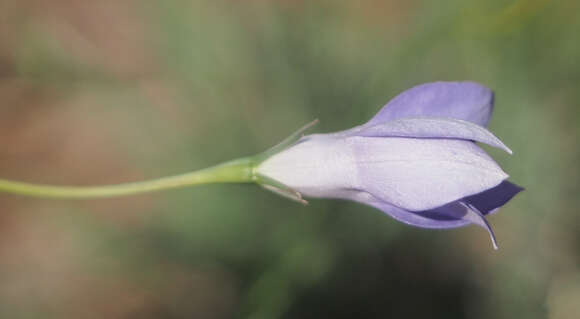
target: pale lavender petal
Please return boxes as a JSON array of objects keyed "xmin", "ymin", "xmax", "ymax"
[
  {"xmin": 353, "ymin": 136, "xmax": 508, "ymax": 211},
  {"xmin": 368, "ymin": 82, "xmax": 494, "ymax": 127},
  {"xmin": 357, "ymin": 117, "xmax": 512, "ymax": 154},
  {"xmin": 257, "ymin": 135, "xmax": 360, "ymax": 199}
]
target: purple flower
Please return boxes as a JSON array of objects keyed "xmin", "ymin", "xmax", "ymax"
[{"xmin": 257, "ymin": 81, "xmax": 522, "ymax": 249}]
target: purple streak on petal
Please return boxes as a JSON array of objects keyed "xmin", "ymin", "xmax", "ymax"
[
  {"xmin": 356, "ymin": 117, "xmax": 512, "ymax": 154},
  {"xmin": 464, "ymin": 181, "xmax": 523, "ymax": 215},
  {"xmin": 405, "ymin": 181, "xmax": 522, "ymax": 227},
  {"xmin": 368, "ymin": 82, "xmax": 494, "ymax": 127}
]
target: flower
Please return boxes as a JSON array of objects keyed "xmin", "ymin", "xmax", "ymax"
[{"xmin": 256, "ymin": 81, "xmax": 522, "ymax": 249}]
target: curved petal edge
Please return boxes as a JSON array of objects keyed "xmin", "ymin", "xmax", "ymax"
[
  {"xmin": 368, "ymin": 81, "xmax": 494, "ymax": 127},
  {"xmin": 356, "ymin": 117, "xmax": 512, "ymax": 154}
]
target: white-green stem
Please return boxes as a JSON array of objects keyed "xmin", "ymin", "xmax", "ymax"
[
  {"xmin": 0, "ymin": 120, "xmax": 317, "ymax": 200},
  {"xmin": 0, "ymin": 157, "xmax": 256, "ymax": 199}
]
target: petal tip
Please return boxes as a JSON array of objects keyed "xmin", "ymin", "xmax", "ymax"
[
  {"xmin": 491, "ymin": 235, "xmax": 499, "ymax": 250},
  {"xmin": 460, "ymin": 202, "xmax": 500, "ymax": 250},
  {"xmin": 492, "ymin": 139, "xmax": 512, "ymax": 154},
  {"xmin": 498, "ymin": 141, "xmax": 513, "ymax": 155}
]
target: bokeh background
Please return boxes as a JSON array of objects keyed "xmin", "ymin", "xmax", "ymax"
[{"xmin": 0, "ymin": 0, "xmax": 578, "ymax": 318}]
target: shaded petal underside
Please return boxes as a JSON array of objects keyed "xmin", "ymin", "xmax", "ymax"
[
  {"xmin": 362, "ymin": 181, "xmax": 522, "ymax": 248},
  {"xmin": 364, "ymin": 181, "xmax": 522, "ymax": 227}
]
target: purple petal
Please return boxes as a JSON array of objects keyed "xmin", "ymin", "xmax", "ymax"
[
  {"xmin": 367, "ymin": 199, "xmax": 466, "ymax": 228},
  {"xmin": 408, "ymin": 181, "xmax": 522, "ymax": 228},
  {"xmin": 358, "ymin": 181, "xmax": 522, "ymax": 248},
  {"xmin": 464, "ymin": 180, "xmax": 523, "ymax": 215},
  {"xmin": 370, "ymin": 200, "xmax": 498, "ymax": 249},
  {"xmin": 367, "ymin": 82, "xmax": 494, "ymax": 127},
  {"xmin": 356, "ymin": 117, "xmax": 512, "ymax": 154},
  {"xmin": 354, "ymin": 137, "xmax": 508, "ymax": 211},
  {"xmin": 366, "ymin": 198, "xmax": 473, "ymax": 228},
  {"xmin": 362, "ymin": 183, "xmax": 521, "ymax": 250}
]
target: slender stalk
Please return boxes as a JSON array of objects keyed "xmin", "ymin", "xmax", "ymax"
[{"xmin": 0, "ymin": 157, "xmax": 256, "ymax": 199}]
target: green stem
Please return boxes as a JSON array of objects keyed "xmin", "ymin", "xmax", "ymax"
[{"xmin": 0, "ymin": 157, "xmax": 256, "ymax": 199}]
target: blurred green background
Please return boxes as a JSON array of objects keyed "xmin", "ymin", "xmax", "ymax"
[{"xmin": 0, "ymin": 0, "xmax": 578, "ymax": 318}]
